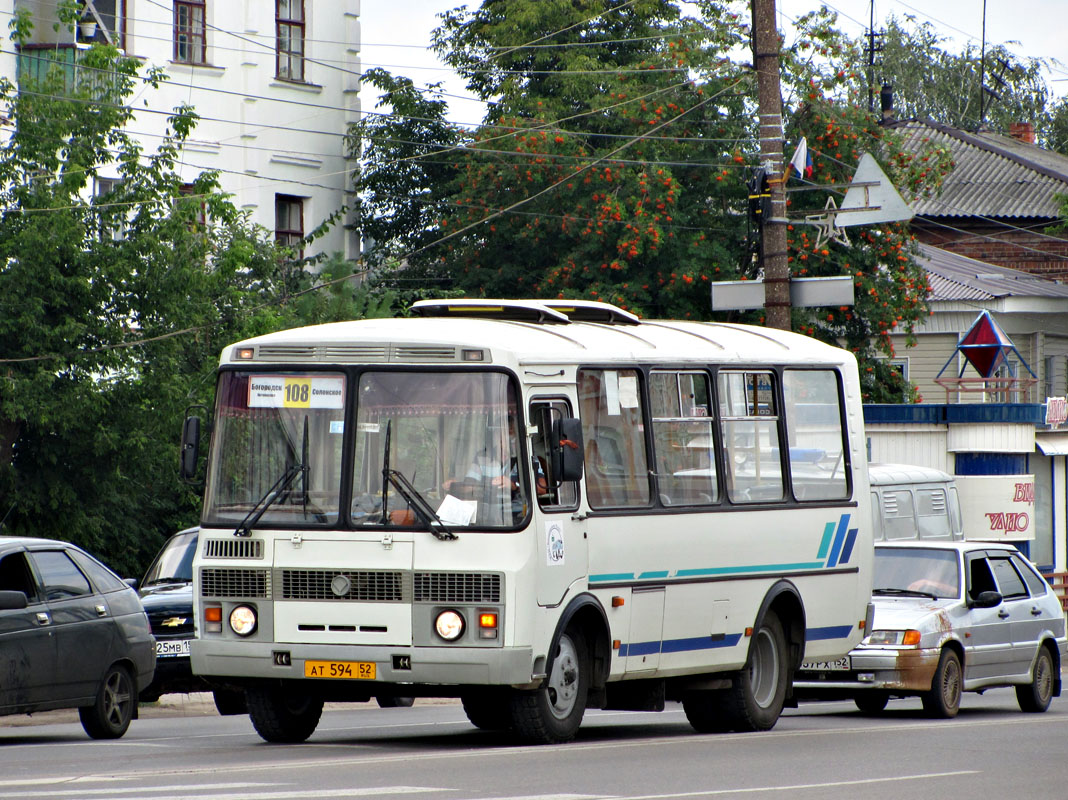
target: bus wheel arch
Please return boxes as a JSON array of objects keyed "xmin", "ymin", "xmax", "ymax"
[
  {"xmin": 509, "ymin": 594, "xmax": 609, "ymax": 743},
  {"xmin": 755, "ymin": 580, "xmax": 806, "ymax": 674}
]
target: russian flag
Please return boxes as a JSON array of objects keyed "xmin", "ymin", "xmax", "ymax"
[{"xmin": 788, "ymin": 137, "xmax": 813, "ymax": 179}]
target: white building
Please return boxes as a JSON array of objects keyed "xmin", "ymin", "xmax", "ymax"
[{"xmin": 2, "ymin": 0, "xmax": 360, "ymax": 260}]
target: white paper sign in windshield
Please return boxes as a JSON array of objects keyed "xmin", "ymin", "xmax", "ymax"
[{"xmin": 248, "ymin": 375, "xmax": 345, "ymax": 409}]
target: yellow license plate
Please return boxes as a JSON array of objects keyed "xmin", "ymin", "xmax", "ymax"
[{"xmin": 304, "ymin": 660, "xmax": 376, "ymax": 680}]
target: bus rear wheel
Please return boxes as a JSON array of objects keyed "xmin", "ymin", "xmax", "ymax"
[
  {"xmin": 246, "ymin": 684, "xmax": 324, "ymax": 743},
  {"xmin": 719, "ymin": 611, "xmax": 788, "ymax": 732},
  {"xmin": 509, "ymin": 629, "xmax": 589, "ymax": 744}
]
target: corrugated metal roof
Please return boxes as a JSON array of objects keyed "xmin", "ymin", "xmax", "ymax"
[
  {"xmin": 917, "ymin": 242, "xmax": 1068, "ymax": 301},
  {"xmin": 896, "ymin": 120, "xmax": 1068, "ymax": 219}
]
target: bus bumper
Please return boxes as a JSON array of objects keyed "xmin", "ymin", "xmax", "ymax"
[{"xmin": 191, "ymin": 640, "xmax": 537, "ymax": 688}]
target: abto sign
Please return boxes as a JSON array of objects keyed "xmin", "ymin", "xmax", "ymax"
[{"xmin": 956, "ymin": 474, "xmax": 1035, "ymax": 541}]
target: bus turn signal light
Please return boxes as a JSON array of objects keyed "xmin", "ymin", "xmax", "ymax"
[{"xmin": 204, "ymin": 605, "xmax": 223, "ymax": 633}]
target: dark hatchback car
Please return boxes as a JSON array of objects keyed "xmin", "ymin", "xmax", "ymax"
[
  {"xmin": 0, "ymin": 536, "xmax": 155, "ymax": 738},
  {"xmin": 137, "ymin": 527, "xmax": 245, "ymax": 714}
]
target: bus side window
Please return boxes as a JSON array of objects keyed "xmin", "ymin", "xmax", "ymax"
[
  {"xmin": 578, "ymin": 369, "xmax": 652, "ymax": 508},
  {"xmin": 718, "ymin": 371, "xmax": 784, "ymax": 504},
  {"xmin": 530, "ymin": 400, "xmax": 578, "ymax": 509}
]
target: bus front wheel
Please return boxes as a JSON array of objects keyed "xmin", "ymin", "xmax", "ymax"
[
  {"xmin": 509, "ymin": 629, "xmax": 589, "ymax": 744},
  {"xmin": 246, "ymin": 684, "xmax": 324, "ymax": 743},
  {"xmin": 721, "ymin": 610, "xmax": 789, "ymax": 732}
]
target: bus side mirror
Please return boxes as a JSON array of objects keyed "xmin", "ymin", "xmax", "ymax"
[
  {"xmin": 551, "ymin": 418, "xmax": 584, "ymax": 482},
  {"xmin": 180, "ymin": 415, "xmax": 201, "ymax": 482}
]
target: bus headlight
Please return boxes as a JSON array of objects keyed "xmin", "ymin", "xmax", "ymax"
[
  {"xmin": 229, "ymin": 605, "xmax": 258, "ymax": 637},
  {"xmin": 435, "ymin": 610, "xmax": 465, "ymax": 641}
]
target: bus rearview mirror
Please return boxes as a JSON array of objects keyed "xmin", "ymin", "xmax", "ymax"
[{"xmin": 551, "ymin": 417, "xmax": 584, "ymax": 482}]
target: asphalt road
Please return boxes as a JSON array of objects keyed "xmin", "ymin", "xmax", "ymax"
[{"xmin": 2, "ymin": 690, "xmax": 1068, "ymax": 800}]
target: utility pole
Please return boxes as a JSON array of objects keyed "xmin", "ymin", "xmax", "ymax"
[{"xmin": 751, "ymin": 0, "xmax": 790, "ymax": 331}]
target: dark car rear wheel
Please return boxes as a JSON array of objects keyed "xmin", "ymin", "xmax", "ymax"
[{"xmin": 79, "ymin": 664, "xmax": 135, "ymax": 739}]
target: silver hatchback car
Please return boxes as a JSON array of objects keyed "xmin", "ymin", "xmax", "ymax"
[{"xmin": 795, "ymin": 541, "xmax": 1067, "ymax": 717}]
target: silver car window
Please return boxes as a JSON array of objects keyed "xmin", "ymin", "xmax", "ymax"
[
  {"xmin": 989, "ymin": 556, "xmax": 1027, "ymax": 600},
  {"xmin": 1009, "ymin": 553, "xmax": 1049, "ymax": 598}
]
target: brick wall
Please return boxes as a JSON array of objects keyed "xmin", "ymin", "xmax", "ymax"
[{"xmin": 915, "ymin": 222, "xmax": 1068, "ymax": 280}]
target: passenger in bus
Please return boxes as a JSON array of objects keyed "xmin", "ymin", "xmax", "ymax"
[{"xmin": 443, "ymin": 413, "xmax": 545, "ymax": 520}]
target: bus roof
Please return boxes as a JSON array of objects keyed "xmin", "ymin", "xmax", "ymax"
[{"xmin": 221, "ymin": 300, "xmax": 856, "ymax": 369}]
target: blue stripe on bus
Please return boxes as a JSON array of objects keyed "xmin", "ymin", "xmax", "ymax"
[
  {"xmin": 637, "ymin": 570, "xmax": 670, "ymax": 579},
  {"xmin": 839, "ymin": 527, "xmax": 858, "ymax": 565},
  {"xmin": 825, "ymin": 513, "xmax": 850, "ymax": 568},
  {"xmin": 590, "ymin": 573, "xmax": 638, "ymax": 582},
  {"xmin": 816, "ymin": 521, "xmax": 835, "ymax": 559},
  {"xmin": 618, "ymin": 633, "xmax": 743, "ymax": 657},
  {"xmin": 806, "ymin": 624, "xmax": 855, "ymax": 641}
]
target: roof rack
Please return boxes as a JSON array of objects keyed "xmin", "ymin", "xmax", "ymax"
[{"xmin": 409, "ymin": 298, "xmax": 640, "ymax": 325}]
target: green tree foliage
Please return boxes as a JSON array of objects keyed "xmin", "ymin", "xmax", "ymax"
[
  {"xmin": 351, "ymin": 1, "xmax": 945, "ymax": 401},
  {"xmin": 0, "ymin": 19, "xmax": 316, "ymax": 573},
  {"xmin": 874, "ymin": 15, "xmax": 1053, "ymax": 145},
  {"xmin": 429, "ymin": 0, "xmax": 753, "ymax": 319}
]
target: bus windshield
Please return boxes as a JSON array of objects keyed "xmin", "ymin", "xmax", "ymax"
[
  {"xmin": 351, "ymin": 371, "xmax": 528, "ymax": 529},
  {"xmin": 203, "ymin": 371, "xmax": 346, "ymax": 527}
]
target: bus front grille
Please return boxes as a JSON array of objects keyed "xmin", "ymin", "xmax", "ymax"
[
  {"xmin": 282, "ymin": 569, "xmax": 406, "ymax": 602},
  {"xmin": 414, "ymin": 572, "xmax": 502, "ymax": 603},
  {"xmin": 200, "ymin": 568, "xmax": 271, "ymax": 599}
]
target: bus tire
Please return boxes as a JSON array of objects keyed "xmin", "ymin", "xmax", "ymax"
[
  {"xmin": 212, "ymin": 688, "xmax": 247, "ymax": 716},
  {"xmin": 721, "ymin": 610, "xmax": 788, "ymax": 732},
  {"xmin": 509, "ymin": 628, "xmax": 588, "ymax": 744},
  {"xmin": 461, "ymin": 689, "xmax": 513, "ymax": 731},
  {"xmin": 854, "ymin": 692, "xmax": 889, "ymax": 714},
  {"xmin": 246, "ymin": 684, "xmax": 324, "ymax": 743},
  {"xmin": 682, "ymin": 690, "xmax": 732, "ymax": 733},
  {"xmin": 1016, "ymin": 645, "xmax": 1054, "ymax": 713},
  {"xmin": 921, "ymin": 648, "xmax": 961, "ymax": 719}
]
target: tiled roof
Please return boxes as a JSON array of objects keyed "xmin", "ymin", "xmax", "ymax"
[
  {"xmin": 895, "ymin": 120, "xmax": 1068, "ymax": 220},
  {"xmin": 917, "ymin": 242, "xmax": 1068, "ymax": 301}
]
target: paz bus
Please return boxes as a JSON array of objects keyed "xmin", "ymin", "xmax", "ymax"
[{"xmin": 181, "ymin": 299, "xmax": 874, "ymax": 744}]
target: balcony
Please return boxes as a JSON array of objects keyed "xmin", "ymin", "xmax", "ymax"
[{"xmin": 16, "ymin": 44, "xmax": 121, "ymax": 99}]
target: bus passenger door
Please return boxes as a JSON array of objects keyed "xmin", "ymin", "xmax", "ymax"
[{"xmin": 530, "ymin": 399, "xmax": 588, "ymax": 607}]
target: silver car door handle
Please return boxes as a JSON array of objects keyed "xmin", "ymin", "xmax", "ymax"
[
  {"xmin": 95, "ymin": 604, "xmax": 108, "ymax": 617},
  {"xmin": 1031, "ymin": 607, "xmax": 1043, "ymax": 616},
  {"xmin": 998, "ymin": 609, "xmax": 1010, "ymax": 619},
  {"xmin": 36, "ymin": 612, "xmax": 51, "ymax": 625}
]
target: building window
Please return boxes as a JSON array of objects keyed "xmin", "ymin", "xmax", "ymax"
[
  {"xmin": 95, "ymin": 177, "xmax": 126, "ymax": 241},
  {"xmin": 79, "ymin": 0, "xmax": 125, "ymax": 49},
  {"xmin": 275, "ymin": 194, "xmax": 304, "ymax": 257},
  {"xmin": 174, "ymin": 0, "xmax": 207, "ymax": 64},
  {"xmin": 276, "ymin": 0, "xmax": 305, "ymax": 81}
]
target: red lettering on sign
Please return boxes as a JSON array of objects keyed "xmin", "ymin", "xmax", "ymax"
[
  {"xmin": 986, "ymin": 512, "xmax": 1030, "ymax": 533},
  {"xmin": 1013, "ymin": 483, "xmax": 1035, "ymax": 505}
]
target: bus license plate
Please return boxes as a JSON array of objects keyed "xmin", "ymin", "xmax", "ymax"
[
  {"xmin": 800, "ymin": 656, "xmax": 850, "ymax": 672},
  {"xmin": 304, "ymin": 660, "xmax": 376, "ymax": 680}
]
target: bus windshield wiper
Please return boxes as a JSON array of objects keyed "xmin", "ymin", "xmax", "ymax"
[
  {"xmin": 384, "ymin": 468, "xmax": 457, "ymax": 541},
  {"xmin": 379, "ymin": 420, "xmax": 456, "ymax": 541},
  {"xmin": 234, "ymin": 461, "xmax": 305, "ymax": 537},
  {"xmin": 235, "ymin": 419, "xmax": 309, "ymax": 537}
]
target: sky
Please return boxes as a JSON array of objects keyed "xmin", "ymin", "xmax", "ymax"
[{"xmin": 358, "ymin": 0, "xmax": 1068, "ymax": 125}]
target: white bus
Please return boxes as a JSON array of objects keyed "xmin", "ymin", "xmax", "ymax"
[{"xmin": 183, "ymin": 299, "xmax": 874, "ymax": 743}]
